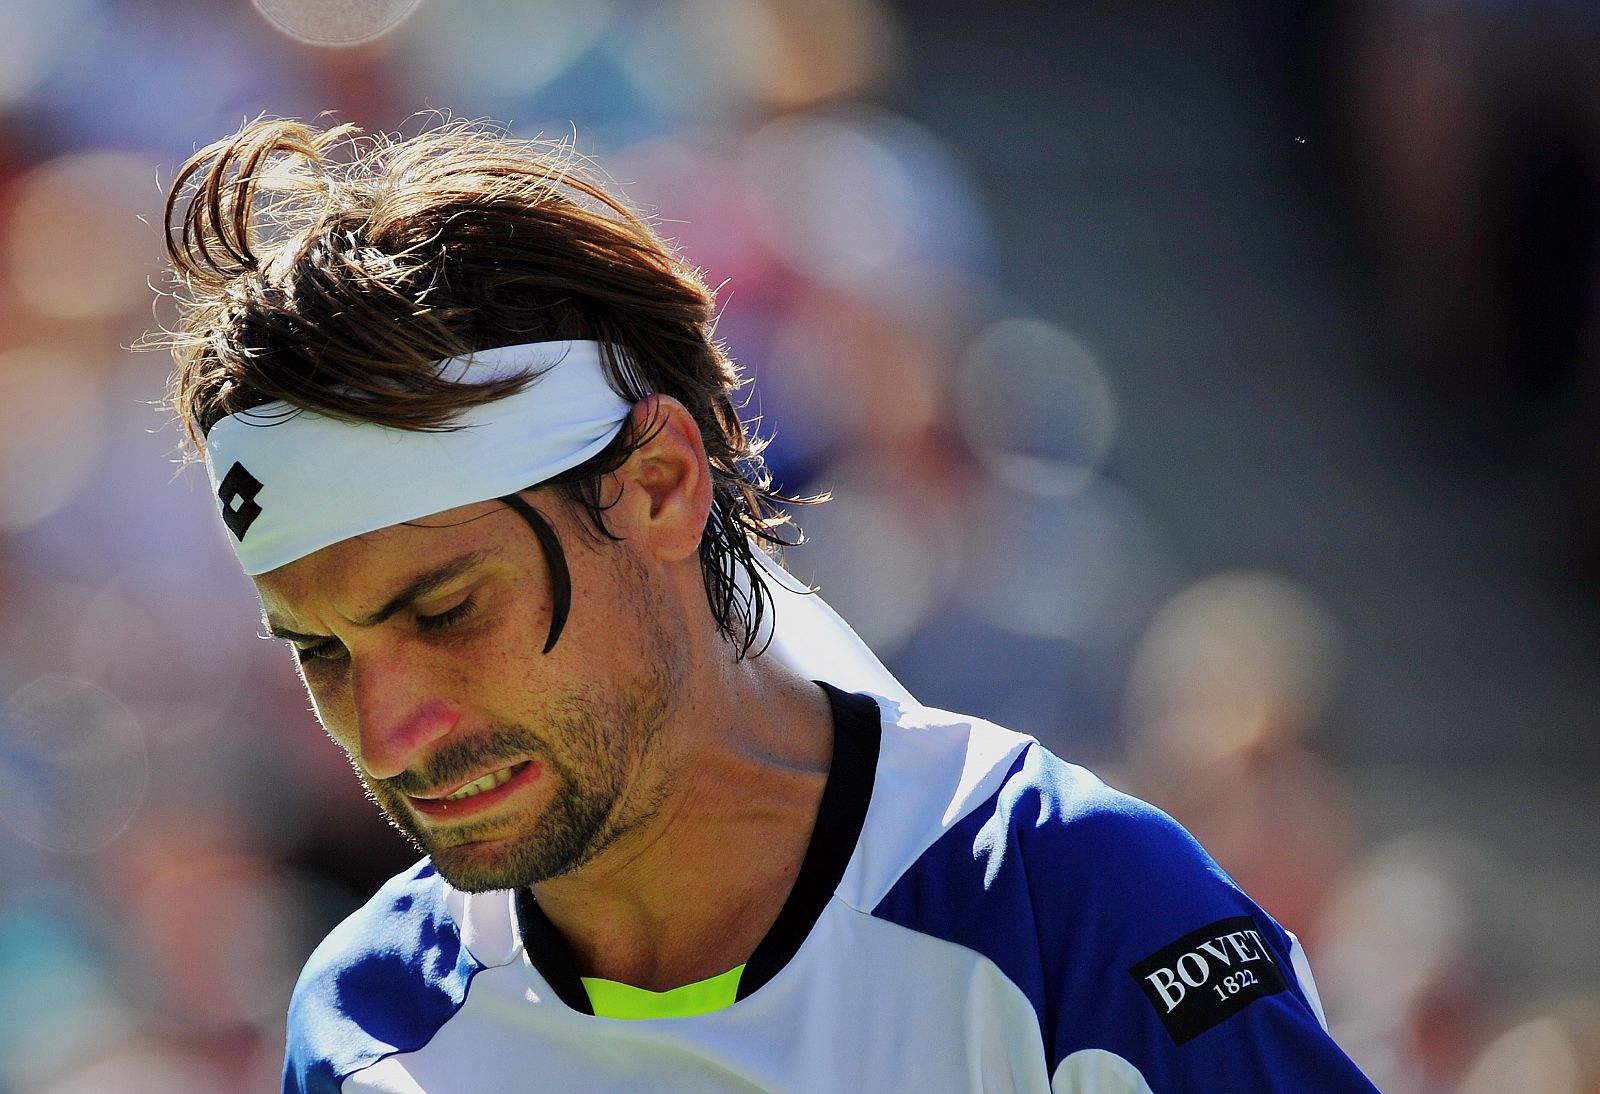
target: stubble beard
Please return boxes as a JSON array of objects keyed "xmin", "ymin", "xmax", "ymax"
[{"xmin": 361, "ymin": 665, "xmax": 676, "ymax": 893}]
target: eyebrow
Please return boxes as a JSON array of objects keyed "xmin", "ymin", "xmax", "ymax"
[{"xmin": 263, "ymin": 550, "xmax": 490, "ymax": 643}]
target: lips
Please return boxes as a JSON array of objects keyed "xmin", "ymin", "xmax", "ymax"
[{"xmin": 407, "ymin": 760, "xmax": 541, "ymax": 821}]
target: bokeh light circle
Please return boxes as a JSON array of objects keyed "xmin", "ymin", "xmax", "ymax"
[
  {"xmin": 744, "ymin": 112, "xmax": 916, "ymax": 288},
  {"xmin": 251, "ymin": 0, "xmax": 424, "ymax": 47},
  {"xmin": 0, "ymin": 676, "xmax": 148, "ymax": 854},
  {"xmin": 5, "ymin": 151, "xmax": 156, "ymax": 323},
  {"xmin": 956, "ymin": 318, "xmax": 1118, "ymax": 498}
]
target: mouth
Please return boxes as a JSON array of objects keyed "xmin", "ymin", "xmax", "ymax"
[{"xmin": 407, "ymin": 760, "xmax": 541, "ymax": 821}]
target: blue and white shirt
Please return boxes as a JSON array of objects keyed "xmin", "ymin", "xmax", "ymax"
[{"xmin": 284, "ymin": 685, "xmax": 1378, "ymax": 1092}]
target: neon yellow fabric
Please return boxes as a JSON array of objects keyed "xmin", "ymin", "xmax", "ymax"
[{"xmin": 581, "ymin": 965, "xmax": 746, "ymax": 1020}]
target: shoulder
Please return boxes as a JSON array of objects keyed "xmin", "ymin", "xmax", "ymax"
[
  {"xmin": 283, "ymin": 859, "xmax": 485, "ymax": 1094},
  {"xmin": 863, "ymin": 700, "xmax": 1210, "ymax": 915},
  {"xmin": 987, "ymin": 742, "xmax": 1228, "ymax": 917},
  {"xmin": 873, "ymin": 730, "xmax": 1233, "ymax": 961},
  {"xmin": 870, "ymin": 725, "xmax": 1376, "ymax": 1091}
]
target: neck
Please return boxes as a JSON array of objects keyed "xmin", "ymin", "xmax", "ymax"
[{"xmin": 529, "ymin": 651, "xmax": 834, "ymax": 991}]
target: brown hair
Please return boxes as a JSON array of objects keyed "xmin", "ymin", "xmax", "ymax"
[{"xmin": 156, "ymin": 116, "xmax": 806, "ymax": 655}]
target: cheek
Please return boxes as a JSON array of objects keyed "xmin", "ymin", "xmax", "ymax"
[{"xmin": 299, "ymin": 668, "xmax": 360, "ymax": 758}]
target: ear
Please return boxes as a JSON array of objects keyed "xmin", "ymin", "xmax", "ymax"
[{"xmin": 612, "ymin": 394, "xmax": 713, "ymax": 562}]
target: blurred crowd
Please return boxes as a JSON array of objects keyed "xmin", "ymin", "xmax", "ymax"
[{"xmin": 0, "ymin": 0, "xmax": 1596, "ymax": 1091}]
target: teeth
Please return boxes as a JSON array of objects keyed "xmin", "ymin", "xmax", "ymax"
[{"xmin": 444, "ymin": 764, "xmax": 519, "ymax": 802}]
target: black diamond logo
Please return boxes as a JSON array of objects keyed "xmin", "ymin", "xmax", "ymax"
[{"xmin": 218, "ymin": 461, "xmax": 263, "ymax": 540}]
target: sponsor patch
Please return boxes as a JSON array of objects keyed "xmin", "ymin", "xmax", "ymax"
[{"xmin": 1128, "ymin": 916, "xmax": 1289, "ymax": 1044}]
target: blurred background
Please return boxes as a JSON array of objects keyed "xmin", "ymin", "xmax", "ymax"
[{"xmin": 0, "ymin": 0, "xmax": 1597, "ymax": 1090}]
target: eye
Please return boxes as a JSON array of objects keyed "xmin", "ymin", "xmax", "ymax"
[
  {"xmin": 296, "ymin": 639, "xmax": 348, "ymax": 665},
  {"xmin": 416, "ymin": 593, "xmax": 479, "ymax": 634}
]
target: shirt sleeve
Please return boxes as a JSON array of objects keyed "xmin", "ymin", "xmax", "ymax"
[{"xmin": 874, "ymin": 743, "xmax": 1379, "ymax": 1093}]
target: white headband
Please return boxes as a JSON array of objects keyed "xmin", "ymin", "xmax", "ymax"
[
  {"xmin": 204, "ymin": 340, "xmax": 631, "ymax": 576},
  {"xmin": 203, "ymin": 339, "xmax": 911, "ymax": 704}
]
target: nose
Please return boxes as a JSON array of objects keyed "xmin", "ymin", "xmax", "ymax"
[{"xmin": 350, "ymin": 654, "xmax": 462, "ymax": 781}]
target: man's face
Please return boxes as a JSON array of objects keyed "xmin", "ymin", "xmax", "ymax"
[{"xmin": 253, "ymin": 493, "xmax": 685, "ymax": 892}]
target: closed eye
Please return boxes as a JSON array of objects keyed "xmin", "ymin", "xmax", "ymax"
[
  {"xmin": 296, "ymin": 638, "xmax": 347, "ymax": 664},
  {"xmin": 416, "ymin": 593, "xmax": 478, "ymax": 634},
  {"xmin": 277, "ymin": 591, "xmax": 480, "ymax": 664}
]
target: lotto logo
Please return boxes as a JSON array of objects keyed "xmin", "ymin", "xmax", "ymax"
[
  {"xmin": 218, "ymin": 461, "xmax": 264, "ymax": 540},
  {"xmin": 1127, "ymin": 917, "xmax": 1289, "ymax": 1044}
]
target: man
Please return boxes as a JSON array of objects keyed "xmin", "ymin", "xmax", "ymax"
[{"xmin": 158, "ymin": 117, "xmax": 1378, "ymax": 1092}]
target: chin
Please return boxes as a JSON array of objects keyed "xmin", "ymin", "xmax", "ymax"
[
  {"xmin": 424, "ymin": 830, "xmax": 591, "ymax": 892},
  {"xmin": 428, "ymin": 852, "xmax": 533, "ymax": 893}
]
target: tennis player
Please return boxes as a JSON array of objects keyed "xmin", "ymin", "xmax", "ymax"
[{"xmin": 158, "ymin": 118, "xmax": 1379, "ymax": 1093}]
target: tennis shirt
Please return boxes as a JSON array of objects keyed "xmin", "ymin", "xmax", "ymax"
[{"xmin": 283, "ymin": 685, "xmax": 1379, "ymax": 1092}]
